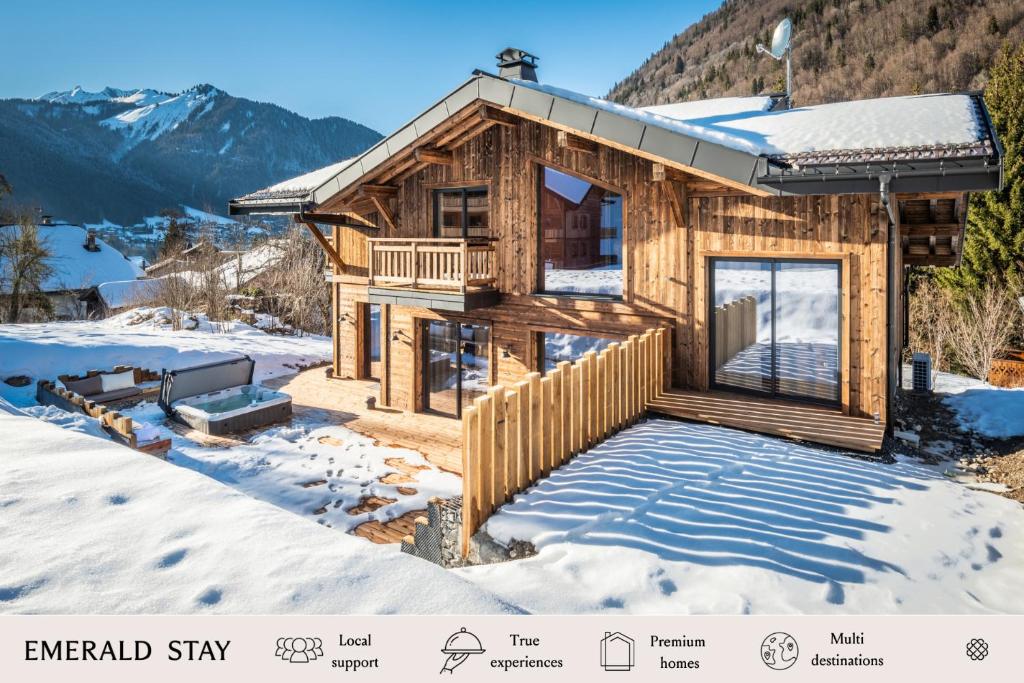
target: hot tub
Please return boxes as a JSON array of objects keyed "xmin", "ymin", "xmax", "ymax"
[
  {"xmin": 159, "ymin": 356, "xmax": 292, "ymax": 435},
  {"xmin": 173, "ymin": 384, "xmax": 291, "ymax": 435}
]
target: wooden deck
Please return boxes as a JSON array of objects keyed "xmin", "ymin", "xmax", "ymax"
[
  {"xmin": 265, "ymin": 368, "xmax": 463, "ymax": 473},
  {"xmin": 648, "ymin": 388, "xmax": 886, "ymax": 453}
]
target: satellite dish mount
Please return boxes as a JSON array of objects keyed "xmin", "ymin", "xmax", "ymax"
[{"xmin": 757, "ymin": 18, "xmax": 793, "ymax": 108}]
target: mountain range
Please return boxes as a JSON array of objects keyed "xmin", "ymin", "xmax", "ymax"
[
  {"xmin": 609, "ymin": 0, "xmax": 1023, "ymax": 107},
  {"xmin": 0, "ymin": 85, "xmax": 381, "ymax": 224}
]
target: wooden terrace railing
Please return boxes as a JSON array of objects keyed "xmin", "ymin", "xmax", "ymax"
[{"xmin": 367, "ymin": 238, "xmax": 497, "ymax": 293}]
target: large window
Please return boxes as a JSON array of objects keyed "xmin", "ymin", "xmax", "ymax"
[
  {"xmin": 422, "ymin": 320, "xmax": 490, "ymax": 418},
  {"xmin": 710, "ymin": 258, "xmax": 841, "ymax": 404},
  {"xmin": 538, "ymin": 331, "xmax": 616, "ymax": 372},
  {"xmin": 538, "ymin": 166, "xmax": 622, "ymax": 298},
  {"xmin": 434, "ymin": 187, "xmax": 489, "ymax": 238}
]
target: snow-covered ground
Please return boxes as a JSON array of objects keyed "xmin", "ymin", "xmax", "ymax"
[
  {"xmin": 933, "ymin": 370, "xmax": 1024, "ymax": 439},
  {"xmin": 113, "ymin": 400, "xmax": 461, "ymax": 534},
  {"xmin": 0, "ymin": 307, "xmax": 462, "ymax": 598},
  {"xmin": 0, "ymin": 307, "xmax": 330, "ymax": 407},
  {"xmin": 0, "ymin": 400, "xmax": 514, "ymax": 614},
  {"xmin": 460, "ymin": 418, "xmax": 1024, "ymax": 614}
]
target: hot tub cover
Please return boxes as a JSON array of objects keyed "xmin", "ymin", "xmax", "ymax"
[{"xmin": 158, "ymin": 356, "xmax": 255, "ymax": 415}]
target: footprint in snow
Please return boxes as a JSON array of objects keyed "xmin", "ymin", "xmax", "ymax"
[
  {"xmin": 989, "ymin": 526, "xmax": 1003, "ymax": 539},
  {"xmin": 196, "ymin": 588, "xmax": 222, "ymax": 606},
  {"xmin": 108, "ymin": 494, "xmax": 130, "ymax": 506},
  {"xmin": 157, "ymin": 549, "xmax": 188, "ymax": 569},
  {"xmin": 986, "ymin": 544, "xmax": 1003, "ymax": 563}
]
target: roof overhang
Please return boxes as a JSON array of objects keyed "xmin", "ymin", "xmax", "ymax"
[
  {"xmin": 757, "ymin": 156, "xmax": 1002, "ymax": 195},
  {"xmin": 228, "ymin": 198, "xmax": 313, "ymax": 216}
]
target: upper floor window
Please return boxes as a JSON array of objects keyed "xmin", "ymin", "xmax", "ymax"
[
  {"xmin": 538, "ymin": 166, "xmax": 623, "ymax": 298},
  {"xmin": 434, "ymin": 187, "xmax": 490, "ymax": 239}
]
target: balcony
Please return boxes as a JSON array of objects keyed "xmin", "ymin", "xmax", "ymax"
[{"xmin": 366, "ymin": 238, "xmax": 499, "ymax": 312}]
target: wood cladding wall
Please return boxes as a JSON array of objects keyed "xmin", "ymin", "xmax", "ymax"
[{"xmin": 330, "ymin": 117, "xmax": 890, "ymax": 421}]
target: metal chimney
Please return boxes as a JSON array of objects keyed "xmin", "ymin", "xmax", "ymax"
[{"xmin": 497, "ymin": 48, "xmax": 538, "ymax": 82}]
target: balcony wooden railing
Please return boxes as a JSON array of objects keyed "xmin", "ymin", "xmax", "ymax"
[{"xmin": 367, "ymin": 238, "xmax": 497, "ymax": 293}]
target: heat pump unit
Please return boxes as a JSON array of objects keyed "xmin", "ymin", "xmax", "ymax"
[{"xmin": 912, "ymin": 352, "xmax": 932, "ymax": 393}]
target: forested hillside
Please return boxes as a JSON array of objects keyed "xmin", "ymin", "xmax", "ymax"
[{"xmin": 609, "ymin": 0, "xmax": 1024, "ymax": 106}]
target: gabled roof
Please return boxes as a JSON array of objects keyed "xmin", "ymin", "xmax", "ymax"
[
  {"xmin": 0, "ymin": 223, "xmax": 143, "ymax": 294},
  {"xmin": 81, "ymin": 278, "xmax": 162, "ymax": 309},
  {"xmin": 230, "ymin": 71, "xmax": 1002, "ymax": 216}
]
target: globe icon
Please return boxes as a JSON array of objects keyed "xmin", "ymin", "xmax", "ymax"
[{"xmin": 761, "ymin": 632, "xmax": 799, "ymax": 670}]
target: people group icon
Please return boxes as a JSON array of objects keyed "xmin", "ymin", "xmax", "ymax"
[{"xmin": 276, "ymin": 637, "xmax": 324, "ymax": 663}]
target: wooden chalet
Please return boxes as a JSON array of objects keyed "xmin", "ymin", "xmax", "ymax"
[{"xmin": 230, "ymin": 48, "xmax": 1003, "ymax": 455}]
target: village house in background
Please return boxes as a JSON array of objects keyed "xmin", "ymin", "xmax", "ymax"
[
  {"xmin": 0, "ymin": 218, "xmax": 142, "ymax": 321},
  {"xmin": 232, "ymin": 47, "xmax": 1002, "ymax": 456}
]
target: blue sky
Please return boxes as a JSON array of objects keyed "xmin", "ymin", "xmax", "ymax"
[{"xmin": 2, "ymin": 0, "xmax": 720, "ymax": 132}]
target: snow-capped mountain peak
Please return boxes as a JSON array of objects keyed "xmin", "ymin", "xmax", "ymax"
[
  {"xmin": 37, "ymin": 85, "xmax": 222, "ymax": 149},
  {"xmin": 100, "ymin": 86, "xmax": 220, "ymax": 147},
  {"xmin": 7, "ymin": 83, "xmax": 382, "ymax": 225}
]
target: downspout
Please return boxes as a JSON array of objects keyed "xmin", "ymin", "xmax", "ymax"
[{"xmin": 880, "ymin": 173, "xmax": 898, "ymax": 432}]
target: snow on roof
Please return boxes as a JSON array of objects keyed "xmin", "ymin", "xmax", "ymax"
[
  {"xmin": 0, "ymin": 224, "xmax": 143, "ymax": 293},
  {"xmin": 94, "ymin": 278, "xmax": 162, "ymax": 309},
  {"xmin": 181, "ymin": 206, "xmax": 238, "ymax": 225},
  {"xmin": 236, "ymin": 158, "xmax": 358, "ymax": 203},
  {"xmin": 0, "ymin": 406, "xmax": 516, "ymax": 613},
  {"xmin": 512, "ymin": 80, "xmax": 987, "ymax": 160},
  {"xmin": 640, "ymin": 96, "xmax": 777, "ymax": 119},
  {"xmin": 544, "ymin": 167, "xmax": 592, "ymax": 204},
  {"xmin": 213, "ymin": 242, "xmax": 285, "ymax": 287}
]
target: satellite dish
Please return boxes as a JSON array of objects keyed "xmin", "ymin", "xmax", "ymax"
[
  {"xmin": 756, "ymin": 17, "xmax": 794, "ymax": 108},
  {"xmin": 770, "ymin": 18, "xmax": 793, "ymax": 59}
]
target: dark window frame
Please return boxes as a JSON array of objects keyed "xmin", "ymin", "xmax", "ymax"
[
  {"xmin": 420, "ymin": 318, "xmax": 492, "ymax": 419},
  {"xmin": 432, "ymin": 186, "xmax": 489, "ymax": 239},
  {"xmin": 707, "ymin": 256, "xmax": 843, "ymax": 407}
]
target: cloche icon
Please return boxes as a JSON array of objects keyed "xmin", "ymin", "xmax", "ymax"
[{"xmin": 440, "ymin": 627, "xmax": 485, "ymax": 673}]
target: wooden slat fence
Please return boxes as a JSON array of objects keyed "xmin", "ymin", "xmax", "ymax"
[
  {"xmin": 713, "ymin": 295, "xmax": 757, "ymax": 368},
  {"xmin": 460, "ymin": 327, "xmax": 669, "ymax": 555}
]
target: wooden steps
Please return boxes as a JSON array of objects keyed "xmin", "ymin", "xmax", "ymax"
[
  {"xmin": 648, "ymin": 389, "xmax": 885, "ymax": 453},
  {"xmin": 352, "ymin": 510, "xmax": 426, "ymax": 544}
]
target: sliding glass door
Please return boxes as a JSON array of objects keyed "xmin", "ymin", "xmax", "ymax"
[
  {"xmin": 710, "ymin": 258, "xmax": 841, "ymax": 404},
  {"xmin": 422, "ymin": 320, "xmax": 490, "ymax": 418}
]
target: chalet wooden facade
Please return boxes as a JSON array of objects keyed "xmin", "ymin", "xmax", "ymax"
[{"xmin": 231, "ymin": 48, "xmax": 1002, "ymax": 453}]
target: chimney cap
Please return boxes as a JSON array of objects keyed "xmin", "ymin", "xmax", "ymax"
[
  {"xmin": 496, "ymin": 47, "xmax": 538, "ymax": 67},
  {"xmin": 496, "ymin": 47, "xmax": 539, "ymax": 82}
]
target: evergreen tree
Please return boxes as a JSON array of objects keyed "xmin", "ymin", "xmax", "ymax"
[
  {"xmin": 939, "ymin": 41, "xmax": 1024, "ymax": 293},
  {"xmin": 157, "ymin": 209, "xmax": 191, "ymax": 259}
]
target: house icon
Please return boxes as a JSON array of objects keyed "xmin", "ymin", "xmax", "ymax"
[{"xmin": 600, "ymin": 632, "xmax": 635, "ymax": 671}]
